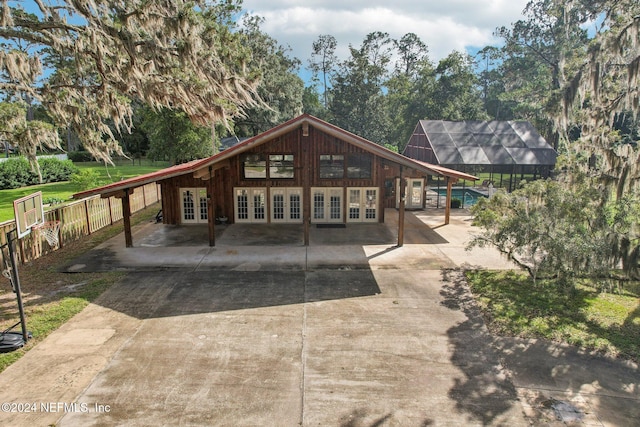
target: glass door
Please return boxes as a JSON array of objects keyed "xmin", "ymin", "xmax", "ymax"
[
  {"xmin": 180, "ymin": 188, "xmax": 208, "ymax": 224},
  {"xmin": 311, "ymin": 187, "xmax": 343, "ymax": 223},
  {"xmin": 271, "ymin": 188, "xmax": 303, "ymax": 223},
  {"xmin": 396, "ymin": 178, "xmax": 424, "ymax": 209},
  {"xmin": 347, "ymin": 187, "xmax": 378, "ymax": 223},
  {"xmin": 409, "ymin": 179, "xmax": 424, "ymax": 208},
  {"xmin": 234, "ymin": 188, "xmax": 267, "ymax": 223}
]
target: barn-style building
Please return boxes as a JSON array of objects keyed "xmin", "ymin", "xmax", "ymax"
[{"xmin": 74, "ymin": 114, "xmax": 477, "ymax": 247}]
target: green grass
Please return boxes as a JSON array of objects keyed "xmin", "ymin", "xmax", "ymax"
[
  {"xmin": 0, "ymin": 274, "xmax": 122, "ymax": 372},
  {"xmin": 0, "ymin": 205, "xmax": 159, "ymax": 373},
  {"xmin": 0, "ymin": 159, "xmax": 167, "ymax": 222},
  {"xmin": 466, "ymin": 270, "xmax": 640, "ymax": 362}
]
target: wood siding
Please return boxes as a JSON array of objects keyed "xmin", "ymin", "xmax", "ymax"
[{"xmin": 160, "ymin": 124, "xmax": 431, "ymax": 224}]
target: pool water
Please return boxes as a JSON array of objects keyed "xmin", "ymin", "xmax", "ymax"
[{"xmin": 433, "ymin": 188, "xmax": 487, "ymax": 207}]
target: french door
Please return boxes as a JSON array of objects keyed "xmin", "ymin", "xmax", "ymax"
[
  {"xmin": 232, "ymin": 186, "xmax": 378, "ymax": 224},
  {"xmin": 347, "ymin": 187, "xmax": 378, "ymax": 222},
  {"xmin": 180, "ymin": 188, "xmax": 208, "ymax": 224},
  {"xmin": 396, "ymin": 178, "xmax": 424, "ymax": 209},
  {"xmin": 234, "ymin": 188, "xmax": 267, "ymax": 223},
  {"xmin": 271, "ymin": 188, "xmax": 303, "ymax": 223},
  {"xmin": 311, "ymin": 187, "xmax": 343, "ymax": 223}
]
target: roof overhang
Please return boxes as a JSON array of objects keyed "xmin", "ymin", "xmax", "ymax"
[{"xmin": 73, "ymin": 114, "xmax": 477, "ymax": 200}]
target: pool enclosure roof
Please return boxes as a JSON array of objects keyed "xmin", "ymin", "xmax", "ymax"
[{"xmin": 404, "ymin": 120, "xmax": 557, "ymax": 166}]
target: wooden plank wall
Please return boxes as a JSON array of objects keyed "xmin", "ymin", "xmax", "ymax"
[{"xmin": 158, "ymin": 125, "xmax": 430, "ymax": 223}]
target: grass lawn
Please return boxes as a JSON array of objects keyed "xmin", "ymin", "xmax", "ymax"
[
  {"xmin": 466, "ymin": 270, "xmax": 640, "ymax": 362},
  {"xmin": 0, "ymin": 159, "xmax": 167, "ymax": 223},
  {"xmin": 0, "ymin": 205, "xmax": 158, "ymax": 373}
]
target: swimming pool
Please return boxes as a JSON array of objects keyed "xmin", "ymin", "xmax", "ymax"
[{"xmin": 433, "ymin": 188, "xmax": 488, "ymax": 207}]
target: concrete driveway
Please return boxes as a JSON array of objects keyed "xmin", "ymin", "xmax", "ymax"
[{"xmin": 0, "ymin": 210, "xmax": 638, "ymax": 426}]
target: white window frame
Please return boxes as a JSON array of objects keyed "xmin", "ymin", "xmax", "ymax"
[
  {"xmin": 180, "ymin": 188, "xmax": 208, "ymax": 224},
  {"xmin": 270, "ymin": 187, "xmax": 303, "ymax": 223},
  {"xmin": 234, "ymin": 188, "xmax": 267, "ymax": 223},
  {"xmin": 396, "ymin": 178, "xmax": 424, "ymax": 209},
  {"xmin": 311, "ymin": 187, "xmax": 343, "ymax": 223},
  {"xmin": 347, "ymin": 187, "xmax": 378, "ymax": 223}
]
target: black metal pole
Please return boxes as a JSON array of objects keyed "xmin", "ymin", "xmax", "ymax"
[{"xmin": 7, "ymin": 229, "xmax": 28, "ymax": 342}]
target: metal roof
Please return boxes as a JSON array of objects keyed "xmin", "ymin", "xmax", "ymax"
[
  {"xmin": 73, "ymin": 115, "xmax": 478, "ymax": 200},
  {"xmin": 408, "ymin": 120, "xmax": 557, "ymax": 166}
]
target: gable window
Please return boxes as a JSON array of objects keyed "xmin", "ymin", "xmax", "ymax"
[
  {"xmin": 269, "ymin": 154, "xmax": 294, "ymax": 179},
  {"xmin": 347, "ymin": 153, "xmax": 372, "ymax": 179},
  {"xmin": 319, "ymin": 154, "xmax": 344, "ymax": 179},
  {"xmin": 242, "ymin": 154, "xmax": 266, "ymax": 179}
]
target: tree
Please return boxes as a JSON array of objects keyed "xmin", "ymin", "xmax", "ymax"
[
  {"xmin": 431, "ymin": 51, "xmax": 488, "ymax": 121},
  {"xmin": 309, "ymin": 34, "xmax": 338, "ymax": 109},
  {"xmin": 142, "ymin": 107, "xmax": 213, "ymax": 165},
  {"xmin": 393, "ymin": 33, "xmax": 429, "ymax": 78},
  {"xmin": 560, "ymin": 0, "xmax": 640, "ymax": 197},
  {"xmin": 475, "ymin": 46, "xmax": 517, "ymax": 120},
  {"xmin": 0, "ymin": 0, "xmax": 259, "ymax": 163},
  {"xmin": 232, "ymin": 15, "xmax": 303, "ymax": 136},
  {"xmin": 471, "ymin": 1, "xmax": 640, "ymax": 285},
  {"xmin": 0, "ymin": 101, "xmax": 58, "ymax": 182},
  {"xmin": 557, "ymin": 0, "xmax": 640, "ymax": 276},
  {"xmin": 495, "ymin": 0, "xmax": 591, "ymax": 148},
  {"xmin": 109, "ymin": 101, "xmax": 149, "ymax": 161},
  {"xmin": 330, "ymin": 32, "xmax": 392, "ymax": 144},
  {"xmin": 469, "ymin": 179, "xmax": 617, "ymax": 288},
  {"xmin": 301, "ymin": 85, "xmax": 327, "ymax": 119},
  {"xmin": 385, "ymin": 34, "xmax": 432, "ymax": 150}
]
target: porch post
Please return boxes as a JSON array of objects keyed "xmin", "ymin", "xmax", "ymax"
[
  {"xmin": 303, "ymin": 129, "xmax": 310, "ymax": 246},
  {"xmin": 397, "ymin": 166, "xmax": 405, "ymax": 247},
  {"xmin": 207, "ymin": 166, "xmax": 216, "ymax": 247},
  {"xmin": 122, "ymin": 188, "xmax": 133, "ymax": 248},
  {"xmin": 445, "ymin": 177, "xmax": 452, "ymax": 225}
]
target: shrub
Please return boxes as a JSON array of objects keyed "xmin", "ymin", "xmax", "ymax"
[
  {"xmin": 67, "ymin": 151, "xmax": 94, "ymax": 162},
  {"xmin": 43, "ymin": 196, "xmax": 65, "ymax": 206},
  {"xmin": 0, "ymin": 157, "xmax": 37, "ymax": 189},
  {"xmin": 38, "ymin": 158, "xmax": 79, "ymax": 183},
  {"xmin": 0, "ymin": 157, "xmax": 80, "ymax": 189},
  {"xmin": 450, "ymin": 197, "xmax": 462, "ymax": 208},
  {"xmin": 70, "ymin": 169, "xmax": 102, "ymax": 191}
]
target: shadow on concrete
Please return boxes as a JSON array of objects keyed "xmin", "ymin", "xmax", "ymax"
[
  {"xmin": 122, "ymin": 208, "xmax": 449, "ymax": 248},
  {"xmin": 439, "ymin": 268, "xmax": 521, "ymax": 425},
  {"xmin": 491, "ymin": 337, "xmax": 640, "ymax": 425},
  {"xmin": 338, "ymin": 408, "xmax": 434, "ymax": 427},
  {"xmin": 136, "ymin": 222, "xmax": 399, "ymax": 247},
  {"xmin": 93, "ymin": 268, "xmax": 381, "ymax": 320},
  {"xmin": 440, "ymin": 268, "xmax": 640, "ymax": 426}
]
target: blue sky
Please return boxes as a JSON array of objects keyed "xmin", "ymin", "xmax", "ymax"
[
  {"xmin": 241, "ymin": 0, "xmax": 531, "ymax": 71},
  {"xmin": 13, "ymin": 0, "xmax": 532, "ymax": 85}
]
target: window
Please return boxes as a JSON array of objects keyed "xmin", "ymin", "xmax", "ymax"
[
  {"xmin": 269, "ymin": 154, "xmax": 294, "ymax": 179},
  {"xmin": 242, "ymin": 154, "xmax": 266, "ymax": 179},
  {"xmin": 347, "ymin": 153, "xmax": 372, "ymax": 179},
  {"xmin": 319, "ymin": 154, "xmax": 344, "ymax": 179}
]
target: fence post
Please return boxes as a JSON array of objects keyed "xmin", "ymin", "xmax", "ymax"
[
  {"xmin": 108, "ymin": 197, "xmax": 113, "ymax": 225},
  {"xmin": 55, "ymin": 207, "xmax": 64, "ymax": 248},
  {"xmin": 84, "ymin": 199, "xmax": 91, "ymax": 235}
]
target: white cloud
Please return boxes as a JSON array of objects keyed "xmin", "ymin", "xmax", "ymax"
[{"xmin": 241, "ymin": 0, "xmax": 529, "ymax": 66}]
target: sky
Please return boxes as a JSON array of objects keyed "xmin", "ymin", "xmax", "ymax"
[{"xmin": 241, "ymin": 0, "xmax": 531, "ymax": 71}]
